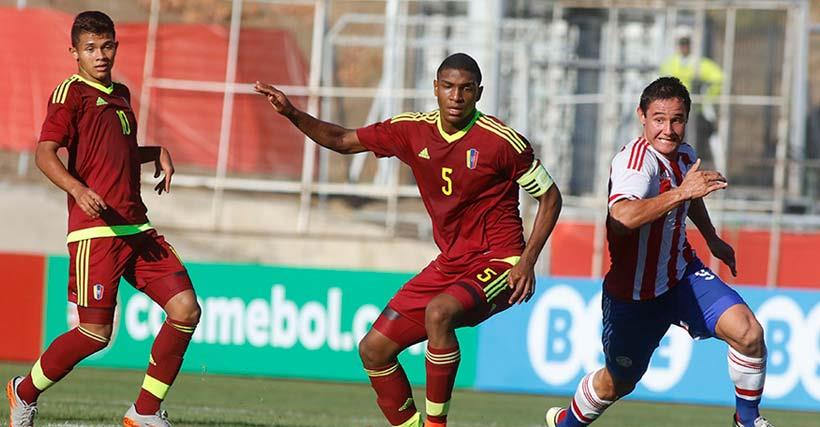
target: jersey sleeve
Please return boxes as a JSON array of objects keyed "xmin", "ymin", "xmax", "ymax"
[
  {"xmin": 39, "ymin": 83, "xmax": 79, "ymax": 148},
  {"xmin": 608, "ymin": 145, "xmax": 657, "ymax": 209},
  {"xmin": 355, "ymin": 117, "xmax": 410, "ymax": 159},
  {"xmin": 678, "ymin": 143, "xmax": 698, "ymax": 169}
]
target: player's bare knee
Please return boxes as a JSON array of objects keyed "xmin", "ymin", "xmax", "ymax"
[
  {"xmin": 734, "ymin": 319, "xmax": 765, "ymax": 357},
  {"xmin": 358, "ymin": 335, "xmax": 391, "ymax": 367},
  {"xmin": 424, "ymin": 300, "xmax": 457, "ymax": 330},
  {"xmin": 166, "ymin": 292, "xmax": 201, "ymax": 324},
  {"xmin": 596, "ymin": 368, "xmax": 634, "ymax": 400}
]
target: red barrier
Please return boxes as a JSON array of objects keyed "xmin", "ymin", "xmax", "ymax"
[
  {"xmin": 0, "ymin": 8, "xmax": 308, "ymax": 177},
  {"xmin": 0, "ymin": 253, "xmax": 45, "ymax": 362},
  {"xmin": 549, "ymin": 222, "xmax": 820, "ymax": 288}
]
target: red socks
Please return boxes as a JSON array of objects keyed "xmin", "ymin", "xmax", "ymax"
[
  {"xmin": 17, "ymin": 326, "xmax": 109, "ymax": 403},
  {"xmin": 424, "ymin": 345, "xmax": 461, "ymax": 425},
  {"xmin": 134, "ymin": 319, "xmax": 196, "ymax": 415}
]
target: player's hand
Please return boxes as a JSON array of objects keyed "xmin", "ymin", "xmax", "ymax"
[
  {"xmin": 678, "ymin": 158, "xmax": 728, "ymax": 200},
  {"xmin": 153, "ymin": 147, "xmax": 174, "ymax": 195},
  {"xmin": 254, "ymin": 81, "xmax": 295, "ymax": 117},
  {"xmin": 507, "ymin": 258, "xmax": 536, "ymax": 305},
  {"xmin": 70, "ymin": 185, "xmax": 107, "ymax": 218},
  {"xmin": 707, "ymin": 236, "xmax": 738, "ymax": 277}
]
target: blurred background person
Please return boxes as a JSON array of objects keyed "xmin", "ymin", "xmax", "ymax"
[{"xmin": 660, "ymin": 26, "xmax": 726, "ymax": 171}]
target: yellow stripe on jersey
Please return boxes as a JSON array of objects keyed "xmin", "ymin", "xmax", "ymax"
[
  {"xmin": 73, "ymin": 73, "xmax": 115, "ymax": 95},
  {"xmin": 390, "ymin": 110, "xmax": 439, "ymax": 124},
  {"xmin": 516, "ymin": 160, "xmax": 554, "ymax": 198},
  {"xmin": 67, "ymin": 223, "xmax": 154, "ymax": 243},
  {"xmin": 477, "ymin": 117, "xmax": 526, "ymax": 153},
  {"xmin": 52, "ymin": 76, "xmax": 79, "ymax": 104},
  {"xmin": 436, "ymin": 109, "xmax": 480, "ymax": 143}
]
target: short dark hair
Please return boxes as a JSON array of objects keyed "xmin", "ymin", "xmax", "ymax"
[
  {"xmin": 437, "ymin": 53, "xmax": 482, "ymax": 85},
  {"xmin": 71, "ymin": 11, "xmax": 115, "ymax": 47},
  {"xmin": 639, "ymin": 76, "xmax": 691, "ymax": 116}
]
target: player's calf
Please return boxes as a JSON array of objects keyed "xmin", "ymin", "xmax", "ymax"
[
  {"xmin": 728, "ymin": 346, "xmax": 767, "ymax": 427},
  {"xmin": 15, "ymin": 324, "xmax": 110, "ymax": 404},
  {"xmin": 134, "ymin": 317, "xmax": 198, "ymax": 416},
  {"xmin": 548, "ymin": 370, "xmax": 618, "ymax": 426}
]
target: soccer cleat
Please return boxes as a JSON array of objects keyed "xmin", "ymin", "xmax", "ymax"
[
  {"xmin": 123, "ymin": 404, "xmax": 171, "ymax": 427},
  {"xmin": 733, "ymin": 414, "xmax": 775, "ymax": 427},
  {"xmin": 6, "ymin": 376, "xmax": 38, "ymax": 427},
  {"xmin": 545, "ymin": 407, "xmax": 565, "ymax": 427}
]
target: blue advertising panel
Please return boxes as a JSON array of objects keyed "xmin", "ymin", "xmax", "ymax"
[{"xmin": 475, "ymin": 277, "xmax": 820, "ymax": 412}]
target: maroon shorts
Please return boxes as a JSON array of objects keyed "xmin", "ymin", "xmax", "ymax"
[
  {"xmin": 67, "ymin": 229, "xmax": 192, "ymax": 319},
  {"xmin": 373, "ymin": 254, "xmax": 520, "ymax": 347}
]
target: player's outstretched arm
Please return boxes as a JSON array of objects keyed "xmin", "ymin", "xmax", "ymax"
[
  {"xmin": 35, "ymin": 140, "xmax": 107, "ymax": 218},
  {"xmin": 254, "ymin": 81, "xmax": 367, "ymax": 155},
  {"xmin": 138, "ymin": 146, "xmax": 174, "ymax": 195},
  {"xmin": 689, "ymin": 197, "xmax": 738, "ymax": 276},
  {"xmin": 507, "ymin": 184, "xmax": 562, "ymax": 305},
  {"xmin": 610, "ymin": 159, "xmax": 727, "ymax": 231}
]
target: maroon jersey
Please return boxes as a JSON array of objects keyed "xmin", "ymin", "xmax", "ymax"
[
  {"xmin": 39, "ymin": 75, "xmax": 149, "ymax": 241},
  {"xmin": 357, "ymin": 110, "xmax": 536, "ymax": 272}
]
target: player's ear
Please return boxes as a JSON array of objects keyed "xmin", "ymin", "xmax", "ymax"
[
  {"xmin": 70, "ymin": 46, "xmax": 79, "ymax": 62},
  {"xmin": 433, "ymin": 79, "xmax": 439, "ymax": 97},
  {"xmin": 636, "ymin": 106, "xmax": 646, "ymax": 126},
  {"xmin": 475, "ymin": 85, "xmax": 483, "ymax": 102}
]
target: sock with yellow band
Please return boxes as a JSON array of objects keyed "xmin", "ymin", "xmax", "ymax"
[
  {"xmin": 134, "ymin": 318, "xmax": 197, "ymax": 415},
  {"xmin": 17, "ymin": 326, "xmax": 109, "ymax": 403}
]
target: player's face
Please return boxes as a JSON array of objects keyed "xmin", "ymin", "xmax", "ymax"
[
  {"xmin": 434, "ymin": 68, "xmax": 483, "ymax": 132},
  {"xmin": 71, "ymin": 32, "xmax": 118, "ymax": 85},
  {"xmin": 638, "ymin": 97, "xmax": 688, "ymax": 158}
]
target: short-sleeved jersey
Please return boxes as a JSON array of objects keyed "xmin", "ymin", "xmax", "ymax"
[
  {"xmin": 39, "ymin": 74, "xmax": 149, "ymax": 242},
  {"xmin": 604, "ymin": 137, "xmax": 698, "ymax": 302},
  {"xmin": 357, "ymin": 110, "xmax": 544, "ymax": 273}
]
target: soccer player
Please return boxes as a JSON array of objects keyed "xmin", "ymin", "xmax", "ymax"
[
  {"xmin": 544, "ymin": 77, "xmax": 771, "ymax": 427},
  {"xmin": 255, "ymin": 53, "xmax": 562, "ymax": 427},
  {"xmin": 5, "ymin": 11, "xmax": 199, "ymax": 427}
]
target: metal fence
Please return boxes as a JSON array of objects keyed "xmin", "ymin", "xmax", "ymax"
[{"xmin": 6, "ymin": 0, "xmax": 817, "ymax": 283}]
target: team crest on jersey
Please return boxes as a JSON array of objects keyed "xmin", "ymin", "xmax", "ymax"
[
  {"xmin": 466, "ymin": 148, "xmax": 479, "ymax": 169},
  {"xmin": 93, "ymin": 284, "xmax": 104, "ymax": 301}
]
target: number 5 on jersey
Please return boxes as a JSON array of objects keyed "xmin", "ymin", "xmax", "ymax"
[{"xmin": 441, "ymin": 167, "xmax": 453, "ymax": 196}]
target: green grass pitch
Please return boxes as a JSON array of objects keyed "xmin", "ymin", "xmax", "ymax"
[{"xmin": 0, "ymin": 362, "xmax": 815, "ymax": 426}]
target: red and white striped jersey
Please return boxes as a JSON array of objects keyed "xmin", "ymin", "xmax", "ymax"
[{"xmin": 604, "ymin": 137, "xmax": 699, "ymax": 301}]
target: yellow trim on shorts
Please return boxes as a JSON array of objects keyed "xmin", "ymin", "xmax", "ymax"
[
  {"xmin": 67, "ymin": 223, "xmax": 153, "ymax": 243},
  {"xmin": 75, "ymin": 239, "xmax": 91, "ymax": 307}
]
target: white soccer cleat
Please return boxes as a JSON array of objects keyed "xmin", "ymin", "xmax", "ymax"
[
  {"xmin": 734, "ymin": 414, "xmax": 774, "ymax": 427},
  {"xmin": 545, "ymin": 407, "xmax": 564, "ymax": 427},
  {"xmin": 123, "ymin": 404, "xmax": 172, "ymax": 427},
  {"xmin": 6, "ymin": 376, "xmax": 38, "ymax": 427}
]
